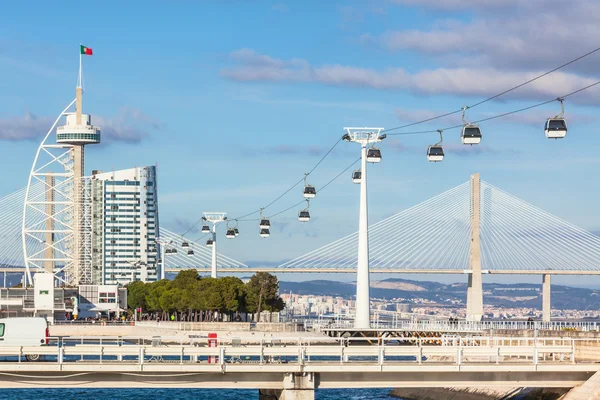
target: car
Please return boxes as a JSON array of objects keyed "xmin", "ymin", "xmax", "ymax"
[{"xmin": 0, "ymin": 317, "xmax": 49, "ymax": 361}]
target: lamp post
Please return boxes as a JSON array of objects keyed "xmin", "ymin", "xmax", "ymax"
[{"xmin": 342, "ymin": 127, "xmax": 385, "ymax": 330}]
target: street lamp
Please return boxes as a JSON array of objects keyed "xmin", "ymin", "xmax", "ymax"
[{"xmin": 342, "ymin": 127, "xmax": 385, "ymax": 330}]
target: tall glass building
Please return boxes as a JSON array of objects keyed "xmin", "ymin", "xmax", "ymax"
[{"xmin": 90, "ymin": 166, "xmax": 160, "ymax": 285}]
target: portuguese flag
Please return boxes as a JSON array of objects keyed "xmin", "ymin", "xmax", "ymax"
[{"xmin": 80, "ymin": 45, "xmax": 93, "ymax": 56}]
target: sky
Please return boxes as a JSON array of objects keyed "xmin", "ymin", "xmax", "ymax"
[{"xmin": 1, "ymin": 0, "xmax": 600, "ymax": 287}]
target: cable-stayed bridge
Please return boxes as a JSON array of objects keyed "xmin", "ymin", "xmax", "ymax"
[
  {"xmin": 275, "ymin": 179, "xmax": 600, "ymax": 275},
  {"xmin": 3, "ymin": 176, "xmax": 600, "ymax": 275}
]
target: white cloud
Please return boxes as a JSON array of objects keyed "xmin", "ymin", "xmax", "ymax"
[
  {"xmin": 378, "ymin": 1, "xmax": 600, "ymax": 75},
  {"xmin": 222, "ymin": 49, "xmax": 599, "ymax": 103},
  {"xmin": 0, "ymin": 108, "xmax": 164, "ymax": 144}
]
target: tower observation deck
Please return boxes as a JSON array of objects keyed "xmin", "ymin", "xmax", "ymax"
[{"xmin": 22, "ymin": 49, "xmax": 101, "ymax": 287}]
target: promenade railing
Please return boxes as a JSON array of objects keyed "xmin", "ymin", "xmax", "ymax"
[{"xmin": 0, "ymin": 334, "xmax": 588, "ymax": 367}]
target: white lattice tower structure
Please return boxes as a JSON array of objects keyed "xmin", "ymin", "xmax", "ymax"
[{"xmin": 22, "ymin": 76, "xmax": 100, "ymax": 286}]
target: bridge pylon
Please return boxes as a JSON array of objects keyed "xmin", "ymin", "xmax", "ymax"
[{"xmin": 466, "ymin": 173, "xmax": 483, "ymax": 322}]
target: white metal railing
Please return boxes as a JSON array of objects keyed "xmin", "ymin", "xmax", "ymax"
[
  {"xmin": 0, "ymin": 334, "xmax": 589, "ymax": 367},
  {"xmin": 312, "ymin": 318, "xmax": 598, "ymax": 332}
]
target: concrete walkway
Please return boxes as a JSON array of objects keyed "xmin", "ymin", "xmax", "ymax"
[{"xmin": 564, "ymin": 371, "xmax": 600, "ymax": 400}]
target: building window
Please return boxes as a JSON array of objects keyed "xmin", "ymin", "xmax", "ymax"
[{"xmin": 99, "ymin": 292, "xmax": 117, "ymax": 304}]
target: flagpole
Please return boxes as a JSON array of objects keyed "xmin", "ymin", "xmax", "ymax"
[{"xmin": 78, "ymin": 44, "xmax": 83, "ymax": 90}]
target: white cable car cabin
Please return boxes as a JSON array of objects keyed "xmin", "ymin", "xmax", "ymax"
[
  {"xmin": 545, "ymin": 118, "xmax": 567, "ymax": 139},
  {"xmin": 427, "ymin": 145, "xmax": 444, "ymax": 162},
  {"xmin": 201, "ymin": 225, "xmax": 210, "ymax": 234},
  {"xmin": 303, "ymin": 185, "xmax": 316, "ymax": 199},
  {"xmin": 226, "ymin": 229, "xmax": 236, "ymax": 239},
  {"xmin": 187, "ymin": 249, "xmax": 194, "ymax": 256},
  {"xmin": 461, "ymin": 125, "xmax": 482, "ymax": 145},
  {"xmin": 260, "ymin": 228, "xmax": 270, "ymax": 238},
  {"xmin": 366, "ymin": 148, "xmax": 382, "ymax": 163},
  {"xmin": 206, "ymin": 239, "xmax": 214, "ymax": 247},
  {"xmin": 234, "ymin": 227, "xmax": 239, "ymax": 236},
  {"xmin": 181, "ymin": 241, "xmax": 189, "ymax": 248},
  {"xmin": 170, "ymin": 248, "xmax": 178, "ymax": 254},
  {"xmin": 352, "ymin": 170, "xmax": 361, "ymax": 184},
  {"xmin": 259, "ymin": 219, "xmax": 270, "ymax": 229},
  {"xmin": 298, "ymin": 210, "xmax": 310, "ymax": 222}
]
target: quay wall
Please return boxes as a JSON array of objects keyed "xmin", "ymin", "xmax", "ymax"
[{"xmin": 389, "ymin": 387, "xmax": 569, "ymax": 400}]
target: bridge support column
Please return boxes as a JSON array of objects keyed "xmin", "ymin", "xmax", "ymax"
[
  {"xmin": 259, "ymin": 373, "xmax": 315, "ymax": 400},
  {"xmin": 543, "ymin": 274, "xmax": 551, "ymax": 322},
  {"xmin": 466, "ymin": 173, "xmax": 483, "ymax": 322}
]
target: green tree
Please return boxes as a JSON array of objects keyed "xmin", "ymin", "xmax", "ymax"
[
  {"xmin": 219, "ymin": 276, "xmax": 246, "ymax": 314},
  {"xmin": 146, "ymin": 280, "xmax": 171, "ymax": 312},
  {"xmin": 172, "ymin": 269, "xmax": 199, "ymax": 290},
  {"xmin": 126, "ymin": 281, "xmax": 148, "ymax": 311},
  {"xmin": 245, "ymin": 272, "xmax": 284, "ymax": 320}
]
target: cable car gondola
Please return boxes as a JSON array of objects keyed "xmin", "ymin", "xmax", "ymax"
[
  {"xmin": 461, "ymin": 106, "xmax": 482, "ymax": 145},
  {"xmin": 187, "ymin": 249, "xmax": 194, "ymax": 256},
  {"xmin": 170, "ymin": 248, "xmax": 178, "ymax": 254},
  {"xmin": 234, "ymin": 227, "xmax": 239, "ymax": 237},
  {"xmin": 352, "ymin": 170, "xmax": 361, "ymax": 184},
  {"xmin": 545, "ymin": 119, "xmax": 567, "ymax": 138},
  {"xmin": 461, "ymin": 125, "xmax": 482, "ymax": 145},
  {"xmin": 226, "ymin": 229, "xmax": 236, "ymax": 239},
  {"xmin": 259, "ymin": 209, "xmax": 270, "ymax": 230},
  {"xmin": 201, "ymin": 224, "xmax": 210, "ymax": 234},
  {"xmin": 303, "ymin": 185, "xmax": 316, "ymax": 198},
  {"xmin": 366, "ymin": 147, "xmax": 382, "ymax": 163},
  {"xmin": 427, "ymin": 129, "xmax": 444, "ymax": 162},
  {"xmin": 165, "ymin": 249, "xmax": 173, "ymax": 254},
  {"xmin": 427, "ymin": 146, "xmax": 444, "ymax": 162},
  {"xmin": 545, "ymin": 98, "xmax": 567, "ymax": 139},
  {"xmin": 298, "ymin": 200, "xmax": 311, "ymax": 222},
  {"xmin": 302, "ymin": 173, "xmax": 316, "ymax": 199},
  {"xmin": 298, "ymin": 210, "xmax": 310, "ymax": 222},
  {"xmin": 260, "ymin": 228, "xmax": 270, "ymax": 238},
  {"xmin": 181, "ymin": 241, "xmax": 189, "ymax": 248},
  {"xmin": 206, "ymin": 239, "xmax": 214, "ymax": 247}
]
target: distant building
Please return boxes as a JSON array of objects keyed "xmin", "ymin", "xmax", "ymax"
[{"xmin": 91, "ymin": 166, "xmax": 160, "ymax": 285}]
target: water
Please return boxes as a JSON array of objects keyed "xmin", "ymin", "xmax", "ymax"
[{"xmin": 0, "ymin": 388, "xmax": 395, "ymax": 400}]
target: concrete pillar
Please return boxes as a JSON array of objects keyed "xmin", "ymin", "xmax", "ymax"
[
  {"xmin": 466, "ymin": 173, "xmax": 483, "ymax": 322},
  {"xmin": 355, "ymin": 144, "xmax": 371, "ymax": 329},
  {"xmin": 543, "ymin": 274, "xmax": 551, "ymax": 322},
  {"xmin": 44, "ymin": 175, "xmax": 55, "ymax": 273},
  {"xmin": 259, "ymin": 373, "xmax": 315, "ymax": 400}
]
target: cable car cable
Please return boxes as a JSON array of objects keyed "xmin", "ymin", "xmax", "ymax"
[
  {"xmin": 385, "ymin": 79, "xmax": 600, "ymax": 136},
  {"xmin": 230, "ymin": 137, "xmax": 341, "ymax": 221},
  {"xmin": 247, "ymin": 157, "xmax": 361, "ymax": 221},
  {"xmin": 382, "ymin": 46, "xmax": 600, "ymax": 134}
]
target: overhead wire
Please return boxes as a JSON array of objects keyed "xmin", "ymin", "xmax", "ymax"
[
  {"xmin": 385, "ymin": 79, "xmax": 600, "ymax": 136},
  {"xmin": 177, "ymin": 47, "xmax": 600, "ymax": 237},
  {"xmin": 239, "ymin": 156, "xmax": 361, "ymax": 221},
  {"xmin": 382, "ymin": 46, "xmax": 600, "ymax": 134},
  {"xmin": 228, "ymin": 137, "xmax": 342, "ymax": 221}
]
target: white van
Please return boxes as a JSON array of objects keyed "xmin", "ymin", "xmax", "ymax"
[{"xmin": 0, "ymin": 317, "xmax": 49, "ymax": 361}]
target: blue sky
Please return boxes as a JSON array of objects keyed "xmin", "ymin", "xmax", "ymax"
[{"xmin": 1, "ymin": 1, "xmax": 600, "ymax": 286}]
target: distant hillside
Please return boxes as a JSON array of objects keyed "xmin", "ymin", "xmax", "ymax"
[{"xmin": 279, "ymin": 278, "xmax": 600, "ymax": 310}]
